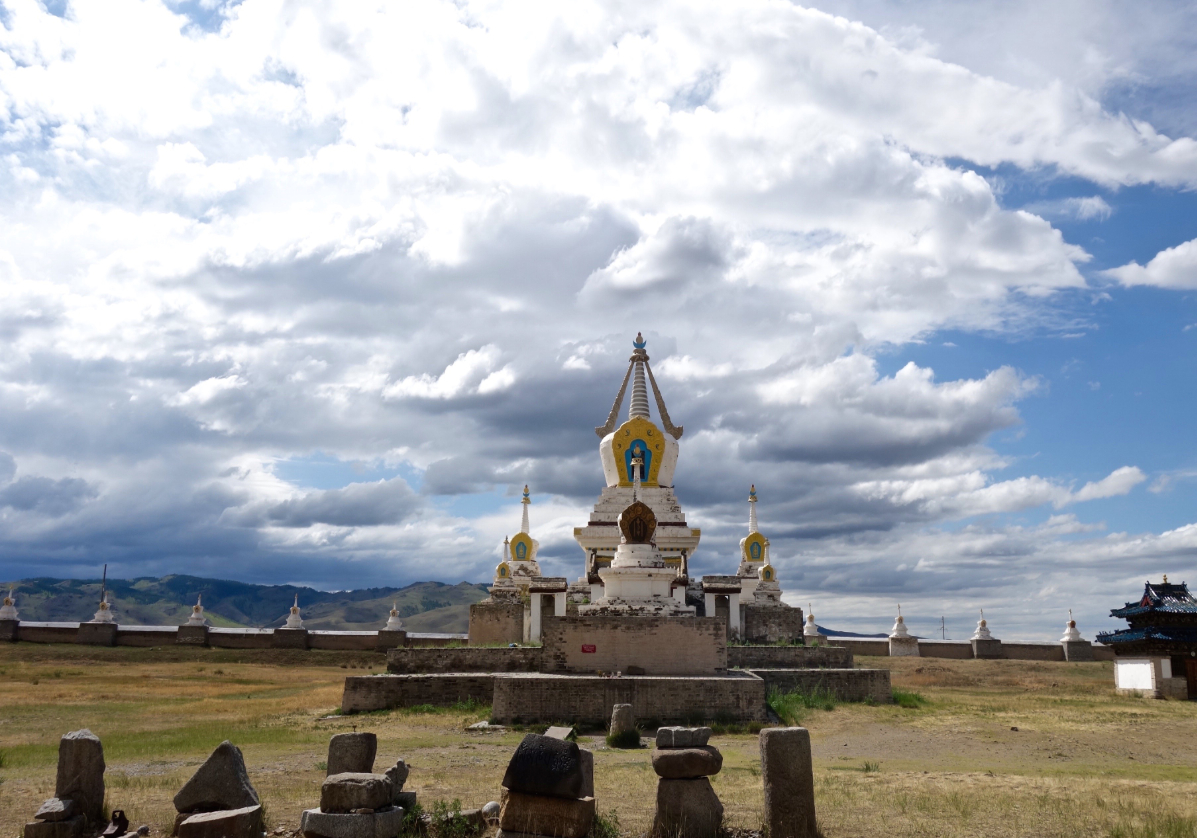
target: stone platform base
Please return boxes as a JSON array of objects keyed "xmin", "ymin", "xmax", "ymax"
[
  {"xmin": 342, "ymin": 674, "xmax": 497, "ymax": 713},
  {"xmin": 491, "ymin": 672, "xmax": 767, "ymax": 725},
  {"xmin": 300, "ymin": 806, "xmax": 404, "ymax": 838},
  {"xmin": 748, "ymin": 668, "xmax": 892, "ymax": 704}
]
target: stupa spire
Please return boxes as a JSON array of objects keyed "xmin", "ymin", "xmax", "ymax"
[
  {"xmin": 520, "ymin": 485, "xmax": 531, "ymax": 534},
  {"xmin": 594, "ymin": 332, "xmax": 683, "ymax": 439},
  {"xmin": 629, "ymin": 333, "xmax": 650, "ymax": 419},
  {"xmin": 748, "ymin": 485, "xmax": 758, "ymax": 534}
]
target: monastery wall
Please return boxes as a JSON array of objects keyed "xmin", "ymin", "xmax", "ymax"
[
  {"xmin": 749, "ymin": 668, "xmax": 892, "ymax": 704},
  {"xmin": 387, "ymin": 646, "xmax": 542, "ymax": 674},
  {"xmin": 468, "ymin": 601, "xmax": 524, "ymax": 646},
  {"xmin": 541, "ymin": 615, "xmax": 726, "ymax": 676},
  {"xmin": 827, "ymin": 638, "xmax": 890, "ymax": 656},
  {"xmin": 728, "ymin": 644, "xmax": 852, "ymax": 669},
  {"xmin": 490, "ymin": 672, "xmax": 767, "ymax": 725},
  {"xmin": 342, "ymin": 674, "xmax": 495, "ymax": 713}
]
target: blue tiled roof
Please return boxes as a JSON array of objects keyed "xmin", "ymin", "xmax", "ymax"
[
  {"xmin": 1096, "ymin": 625, "xmax": 1197, "ymax": 645},
  {"xmin": 1110, "ymin": 581, "xmax": 1197, "ymax": 618}
]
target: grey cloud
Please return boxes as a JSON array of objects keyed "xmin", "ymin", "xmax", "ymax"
[
  {"xmin": 0, "ymin": 475, "xmax": 97, "ymax": 517},
  {"xmin": 229, "ymin": 478, "xmax": 422, "ymax": 529}
]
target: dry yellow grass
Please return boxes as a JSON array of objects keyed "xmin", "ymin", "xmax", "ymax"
[{"xmin": 1, "ymin": 645, "xmax": 1196, "ymax": 837}]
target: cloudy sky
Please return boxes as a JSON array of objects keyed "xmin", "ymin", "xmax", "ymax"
[{"xmin": 3, "ymin": 0, "xmax": 1197, "ymax": 639}]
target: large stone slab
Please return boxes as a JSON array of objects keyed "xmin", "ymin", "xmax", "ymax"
[
  {"xmin": 300, "ymin": 807, "xmax": 405, "ymax": 838},
  {"xmin": 501, "ymin": 734, "xmax": 586, "ymax": 800},
  {"xmin": 34, "ymin": 798, "xmax": 78, "ymax": 822},
  {"xmin": 760, "ymin": 727, "xmax": 817, "ymax": 838},
  {"xmin": 652, "ymin": 778, "xmax": 723, "ymax": 838},
  {"xmin": 173, "ymin": 741, "xmax": 260, "ymax": 814},
  {"xmin": 320, "ymin": 773, "xmax": 392, "ymax": 814},
  {"xmin": 23, "ymin": 817, "xmax": 85, "ymax": 838},
  {"xmin": 655, "ymin": 727, "xmax": 711, "ymax": 749},
  {"xmin": 327, "ymin": 732, "xmax": 377, "ymax": 776},
  {"xmin": 651, "ymin": 746, "xmax": 723, "ymax": 779},
  {"xmin": 55, "ymin": 730, "xmax": 105, "ymax": 824},
  {"xmin": 178, "ymin": 806, "xmax": 263, "ymax": 838},
  {"xmin": 498, "ymin": 788, "xmax": 594, "ymax": 838}
]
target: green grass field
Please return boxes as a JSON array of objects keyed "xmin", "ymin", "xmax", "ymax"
[{"xmin": 1, "ymin": 646, "xmax": 1196, "ymax": 838}]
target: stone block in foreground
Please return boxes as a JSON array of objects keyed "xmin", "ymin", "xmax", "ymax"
[
  {"xmin": 178, "ymin": 805, "xmax": 263, "ymax": 838},
  {"xmin": 300, "ymin": 807, "xmax": 405, "ymax": 838},
  {"xmin": 55, "ymin": 730, "xmax": 105, "ymax": 824},
  {"xmin": 498, "ymin": 789, "xmax": 595, "ymax": 838},
  {"xmin": 652, "ymin": 777, "xmax": 722, "ymax": 838},
  {"xmin": 327, "ymin": 732, "xmax": 377, "ymax": 776},
  {"xmin": 320, "ymin": 773, "xmax": 392, "ymax": 814},
  {"xmin": 760, "ymin": 727, "xmax": 817, "ymax": 838}
]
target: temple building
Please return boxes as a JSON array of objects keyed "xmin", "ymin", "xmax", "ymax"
[{"xmin": 1098, "ymin": 576, "xmax": 1197, "ymax": 699}]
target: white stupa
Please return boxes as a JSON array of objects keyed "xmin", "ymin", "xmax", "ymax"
[
  {"xmin": 574, "ymin": 333, "xmax": 700, "ymax": 596},
  {"xmin": 92, "ymin": 591, "xmax": 115, "ymax": 623},
  {"xmin": 284, "ymin": 594, "xmax": 304, "ymax": 629},
  {"xmin": 804, "ymin": 607, "xmax": 822, "ymax": 640},
  {"xmin": 971, "ymin": 610, "xmax": 993, "ymax": 640},
  {"xmin": 888, "ymin": 605, "xmax": 920, "ymax": 656},
  {"xmin": 0, "ymin": 587, "xmax": 17, "ymax": 621},
  {"xmin": 1061, "ymin": 610, "xmax": 1082, "ymax": 642},
  {"xmin": 186, "ymin": 594, "xmax": 207, "ymax": 626},
  {"xmin": 386, "ymin": 602, "xmax": 405, "ymax": 631}
]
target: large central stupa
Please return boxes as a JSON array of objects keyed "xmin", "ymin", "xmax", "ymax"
[{"xmin": 573, "ymin": 333, "xmax": 701, "ymax": 610}]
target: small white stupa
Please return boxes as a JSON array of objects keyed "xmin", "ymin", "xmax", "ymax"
[
  {"xmin": 0, "ymin": 587, "xmax": 17, "ymax": 621},
  {"xmin": 92, "ymin": 591, "xmax": 115, "ymax": 623},
  {"xmin": 1061, "ymin": 609, "xmax": 1082, "ymax": 642},
  {"xmin": 386, "ymin": 601, "xmax": 404, "ymax": 631},
  {"xmin": 284, "ymin": 594, "xmax": 305, "ymax": 629},
  {"xmin": 803, "ymin": 606, "xmax": 823, "ymax": 642},
  {"xmin": 186, "ymin": 594, "xmax": 207, "ymax": 626},
  {"xmin": 888, "ymin": 604, "xmax": 919, "ymax": 656},
  {"xmin": 971, "ymin": 609, "xmax": 993, "ymax": 640}
]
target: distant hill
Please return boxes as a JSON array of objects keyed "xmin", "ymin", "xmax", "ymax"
[{"xmin": 0, "ymin": 574, "xmax": 491, "ymax": 633}]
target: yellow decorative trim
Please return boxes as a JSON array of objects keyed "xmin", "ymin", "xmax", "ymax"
[
  {"xmin": 509, "ymin": 532, "xmax": 535, "ymax": 562},
  {"xmin": 610, "ymin": 416, "xmax": 666, "ymax": 487},
  {"xmin": 742, "ymin": 532, "xmax": 768, "ymax": 562},
  {"xmin": 496, "ymin": 561, "xmax": 511, "ymax": 579},
  {"xmin": 759, "ymin": 563, "xmax": 775, "ymax": 582}
]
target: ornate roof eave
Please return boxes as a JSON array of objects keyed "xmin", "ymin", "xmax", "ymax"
[{"xmin": 594, "ymin": 334, "xmax": 683, "ymax": 440}]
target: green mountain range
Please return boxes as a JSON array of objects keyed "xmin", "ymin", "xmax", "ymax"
[{"xmin": 0, "ymin": 575, "xmax": 491, "ymax": 633}]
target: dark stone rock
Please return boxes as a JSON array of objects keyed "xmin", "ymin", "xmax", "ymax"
[
  {"xmin": 760, "ymin": 727, "xmax": 817, "ymax": 838},
  {"xmin": 501, "ymin": 734, "xmax": 585, "ymax": 800},
  {"xmin": 327, "ymin": 733, "xmax": 377, "ymax": 776},
  {"xmin": 578, "ymin": 748, "xmax": 593, "ymax": 799},
  {"xmin": 651, "ymin": 746, "xmax": 723, "ymax": 779},
  {"xmin": 178, "ymin": 805, "xmax": 263, "ymax": 838},
  {"xmin": 35, "ymin": 798, "xmax": 78, "ymax": 823},
  {"xmin": 56, "ymin": 730, "xmax": 105, "ymax": 825},
  {"xmin": 22, "ymin": 817, "xmax": 86, "ymax": 838},
  {"xmin": 652, "ymin": 778, "xmax": 723, "ymax": 838},
  {"xmin": 320, "ymin": 773, "xmax": 393, "ymax": 814},
  {"xmin": 172, "ymin": 741, "xmax": 260, "ymax": 814}
]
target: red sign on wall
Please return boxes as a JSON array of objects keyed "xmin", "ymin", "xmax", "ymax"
[{"xmin": 581, "ymin": 644, "xmax": 597, "ymax": 654}]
